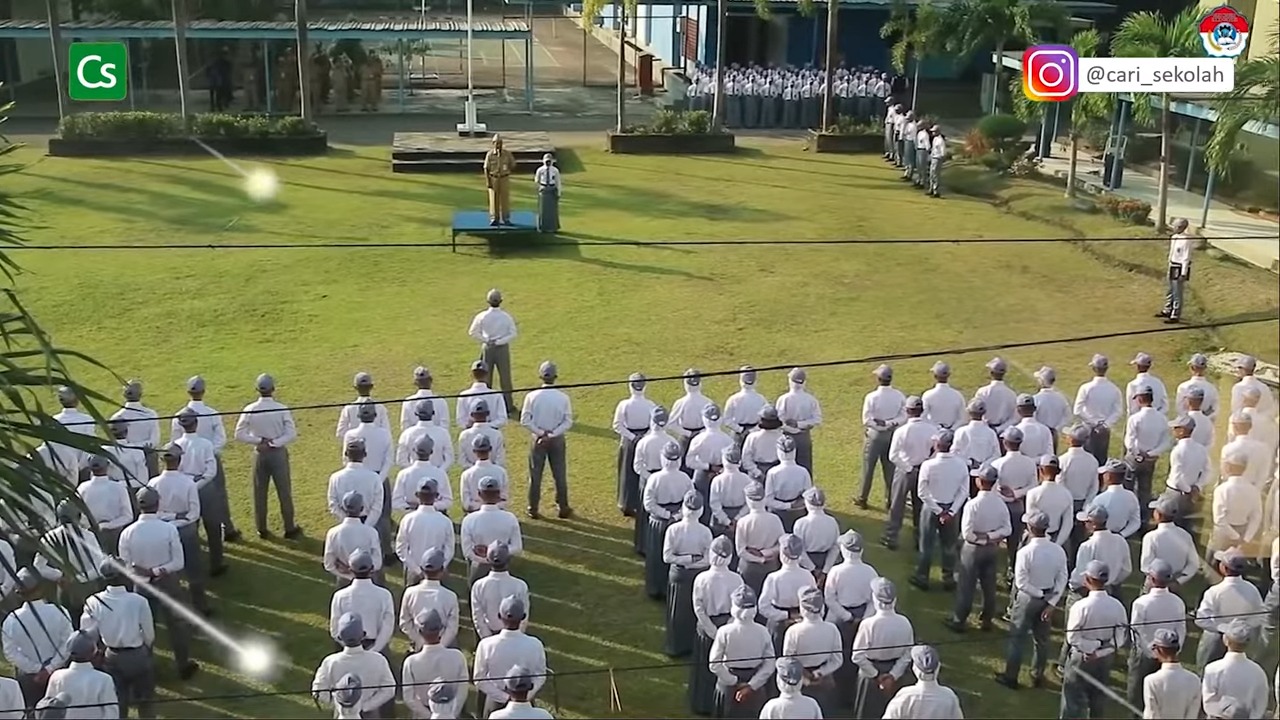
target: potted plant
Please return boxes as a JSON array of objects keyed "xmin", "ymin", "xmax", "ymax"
[
  {"xmin": 606, "ymin": 110, "xmax": 736, "ymax": 154},
  {"xmin": 807, "ymin": 115, "xmax": 885, "ymax": 153}
]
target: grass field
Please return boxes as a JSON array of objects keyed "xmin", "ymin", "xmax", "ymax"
[{"xmin": 3, "ymin": 137, "xmax": 1279, "ymax": 719}]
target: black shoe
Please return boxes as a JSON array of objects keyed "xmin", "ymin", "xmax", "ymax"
[
  {"xmin": 527, "ymin": 507, "xmax": 541, "ymax": 520},
  {"xmin": 943, "ymin": 618, "xmax": 967, "ymax": 633},
  {"xmin": 489, "ymin": 220, "xmax": 499, "ymax": 227},
  {"xmin": 210, "ymin": 565, "xmax": 229, "ymax": 578},
  {"xmin": 558, "ymin": 506, "xmax": 574, "ymax": 519},
  {"xmin": 1154, "ymin": 311, "xmax": 1170, "ymax": 318},
  {"xmin": 257, "ymin": 530, "xmax": 273, "ymax": 540},
  {"xmin": 879, "ymin": 538, "xmax": 898, "ymax": 551},
  {"xmin": 283, "ymin": 526, "xmax": 303, "ymax": 540},
  {"xmin": 908, "ymin": 576, "xmax": 930, "ymax": 592},
  {"xmin": 1032, "ymin": 675, "xmax": 1046, "ymax": 689},
  {"xmin": 993, "ymin": 673, "xmax": 1020, "ymax": 690},
  {"xmin": 179, "ymin": 662, "xmax": 200, "ymax": 680},
  {"xmin": 1163, "ymin": 317, "xmax": 1182, "ymax": 324},
  {"xmin": 622, "ymin": 509, "xmax": 635, "ymax": 518},
  {"xmin": 224, "ymin": 530, "xmax": 242, "ymax": 543},
  {"xmin": 854, "ymin": 499, "xmax": 868, "ymax": 510}
]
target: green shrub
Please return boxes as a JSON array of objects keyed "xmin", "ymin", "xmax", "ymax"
[
  {"xmin": 648, "ymin": 109, "xmax": 682, "ymax": 134},
  {"xmin": 824, "ymin": 115, "xmax": 880, "ymax": 135},
  {"xmin": 679, "ymin": 110, "xmax": 712, "ymax": 135},
  {"xmin": 625, "ymin": 110, "xmax": 717, "ymax": 135},
  {"xmin": 976, "ymin": 113, "xmax": 1028, "ymax": 145},
  {"xmin": 57, "ymin": 111, "xmax": 320, "ymax": 141},
  {"xmin": 1096, "ymin": 194, "xmax": 1152, "ymax": 225}
]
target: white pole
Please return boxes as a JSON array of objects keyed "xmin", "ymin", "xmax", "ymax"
[{"xmin": 466, "ymin": 0, "xmax": 475, "ymax": 126}]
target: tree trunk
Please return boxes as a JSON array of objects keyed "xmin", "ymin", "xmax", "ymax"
[
  {"xmin": 1156, "ymin": 92, "xmax": 1171, "ymax": 231},
  {"xmin": 615, "ymin": 2, "xmax": 626, "ymax": 132},
  {"xmin": 1066, "ymin": 133, "xmax": 1079, "ymax": 198},
  {"xmin": 820, "ymin": 0, "xmax": 838, "ymax": 129},
  {"xmin": 296, "ymin": 0, "xmax": 312, "ymax": 121},
  {"xmin": 711, "ymin": 0, "xmax": 726, "ymax": 129},
  {"xmin": 990, "ymin": 38, "xmax": 1003, "ymax": 114},
  {"xmin": 910, "ymin": 52, "xmax": 920, "ymax": 111},
  {"xmin": 45, "ymin": 0, "xmax": 67, "ymax": 120},
  {"xmin": 172, "ymin": 0, "xmax": 190, "ymax": 123}
]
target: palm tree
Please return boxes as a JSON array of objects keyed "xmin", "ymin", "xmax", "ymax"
[
  {"xmin": 45, "ymin": 0, "xmax": 68, "ymax": 120},
  {"xmin": 172, "ymin": 0, "xmax": 191, "ymax": 122},
  {"xmin": 1060, "ymin": 29, "xmax": 1111, "ymax": 199},
  {"xmin": 878, "ymin": 0, "xmax": 942, "ymax": 112},
  {"xmin": 1111, "ymin": 7, "xmax": 1201, "ymax": 231},
  {"xmin": 943, "ymin": 0, "xmax": 1066, "ymax": 114},
  {"xmin": 296, "ymin": 0, "xmax": 312, "ymax": 121},
  {"xmin": 1205, "ymin": 22, "xmax": 1279, "ymax": 181}
]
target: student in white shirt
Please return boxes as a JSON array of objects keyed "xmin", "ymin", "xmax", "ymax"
[
  {"xmin": 533, "ymin": 154, "xmax": 561, "ymax": 233},
  {"xmin": 1158, "ymin": 218, "xmax": 1193, "ymax": 324}
]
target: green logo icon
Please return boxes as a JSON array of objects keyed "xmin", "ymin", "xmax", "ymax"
[{"xmin": 68, "ymin": 42, "xmax": 127, "ymax": 101}]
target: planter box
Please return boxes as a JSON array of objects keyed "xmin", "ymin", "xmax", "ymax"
[
  {"xmin": 48, "ymin": 133, "xmax": 329, "ymax": 157},
  {"xmin": 808, "ymin": 131, "xmax": 882, "ymax": 154},
  {"xmin": 606, "ymin": 131, "xmax": 736, "ymax": 154}
]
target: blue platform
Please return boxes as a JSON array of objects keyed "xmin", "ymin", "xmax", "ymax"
[{"xmin": 450, "ymin": 210, "xmax": 541, "ymax": 250}]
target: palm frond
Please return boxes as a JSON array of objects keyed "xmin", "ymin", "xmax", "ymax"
[
  {"xmin": 1205, "ymin": 48, "xmax": 1280, "ymax": 177},
  {"xmin": 1008, "ymin": 71, "xmax": 1044, "ymax": 124}
]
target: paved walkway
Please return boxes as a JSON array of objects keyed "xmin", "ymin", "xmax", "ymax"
[{"xmin": 1039, "ymin": 149, "xmax": 1280, "ymax": 273}]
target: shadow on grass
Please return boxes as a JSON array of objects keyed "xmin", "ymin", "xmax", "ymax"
[
  {"xmin": 948, "ymin": 164, "xmax": 1011, "ymax": 200},
  {"xmin": 478, "ymin": 232, "xmax": 714, "ymax": 280}
]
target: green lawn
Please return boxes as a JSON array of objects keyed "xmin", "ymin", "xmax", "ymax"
[{"xmin": 4, "ymin": 138, "xmax": 1278, "ymax": 719}]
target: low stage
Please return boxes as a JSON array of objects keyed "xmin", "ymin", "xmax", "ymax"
[
  {"xmin": 450, "ymin": 210, "xmax": 541, "ymax": 250},
  {"xmin": 391, "ymin": 131, "xmax": 555, "ymax": 174}
]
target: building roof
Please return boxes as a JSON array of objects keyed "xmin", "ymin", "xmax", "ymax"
[
  {"xmin": 724, "ymin": 0, "xmax": 1114, "ymax": 9},
  {"xmin": 0, "ymin": 18, "xmax": 530, "ymax": 40}
]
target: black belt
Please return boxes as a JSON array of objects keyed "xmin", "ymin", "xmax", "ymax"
[
  {"xmin": 538, "ymin": 184, "xmax": 556, "ymax": 189},
  {"xmin": 722, "ymin": 504, "xmax": 744, "ymax": 512},
  {"xmin": 107, "ymin": 646, "xmax": 143, "ymax": 652},
  {"xmin": 772, "ymin": 604, "xmax": 799, "ymax": 612},
  {"xmin": 938, "ymin": 502, "xmax": 953, "ymax": 513},
  {"xmin": 843, "ymin": 603, "xmax": 867, "ymax": 617},
  {"xmin": 776, "ymin": 496, "xmax": 800, "ymax": 505},
  {"xmin": 803, "ymin": 661, "xmax": 825, "ymax": 670},
  {"xmin": 682, "ymin": 427, "xmax": 702, "ymax": 433},
  {"xmin": 627, "ymin": 428, "xmax": 648, "ymax": 433},
  {"xmin": 660, "ymin": 502, "xmax": 682, "ymax": 512},
  {"xmin": 739, "ymin": 423, "xmax": 757, "ymax": 430}
]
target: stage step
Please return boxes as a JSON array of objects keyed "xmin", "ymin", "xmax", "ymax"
[
  {"xmin": 391, "ymin": 157, "xmax": 546, "ymax": 173},
  {"xmin": 390, "ymin": 149, "xmax": 549, "ymax": 162}
]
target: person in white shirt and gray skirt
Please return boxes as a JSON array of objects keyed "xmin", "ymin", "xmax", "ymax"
[{"xmin": 534, "ymin": 154, "xmax": 561, "ymax": 233}]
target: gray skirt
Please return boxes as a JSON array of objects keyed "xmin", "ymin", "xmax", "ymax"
[
  {"xmin": 739, "ymin": 558, "xmax": 779, "ymax": 600},
  {"xmin": 834, "ymin": 608, "xmax": 867, "ymax": 710},
  {"xmin": 645, "ymin": 509, "xmax": 680, "ymax": 599},
  {"xmin": 713, "ymin": 666, "xmax": 766, "ymax": 719},
  {"xmin": 689, "ymin": 613, "xmax": 731, "ymax": 715},
  {"xmin": 693, "ymin": 469, "xmax": 718, "ymax": 526},
  {"xmin": 537, "ymin": 186, "xmax": 560, "ymax": 232},
  {"xmin": 617, "ymin": 432, "xmax": 646, "ymax": 514},
  {"xmin": 854, "ymin": 660, "xmax": 913, "ymax": 720},
  {"xmin": 665, "ymin": 565, "xmax": 700, "ymax": 657}
]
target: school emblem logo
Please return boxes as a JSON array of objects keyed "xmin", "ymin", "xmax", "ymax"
[{"xmin": 1199, "ymin": 5, "xmax": 1250, "ymax": 58}]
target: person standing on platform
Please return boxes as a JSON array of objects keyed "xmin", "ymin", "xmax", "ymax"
[
  {"xmin": 533, "ymin": 154, "xmax": 561, "ymax": 234},
  {"xmin": 1158, "ymin": 218, "xmax": 1193, "ymax": 324},
  {"xmin": 521, "ymin": 361, "xmax": 573, "ymax": 520},
  {"xmin": 688, "ymin": 404, "xmax": 733, "ymax": 526},
  {"xmin": 1075, "ymin": 354, "xmax": 1124, "ymax": 465},
  {"xmin": 923, "ymin": 362, "xmax": 966, "ymax": 433},
  {"xmin": 857, "ymin": 364, "xmax": 906, "ymax": 511},
  {"xmin": 1059, "ymin": 560, "xmax": 1128, "ymax": 719},
  {"xmin": 994, "ymin": 511, "xmax": 1067, "ymax": 690},
  {"xmin": 234, "ymin": 373, "xmax": 301, "ymax": 540},
  {"xmin": 80, "ymin": 558, "xmax": 155, "ymax": 720},
  {"xmin": 910, "ymin": 430, "xmax": 967, "ymax": 592},
  {"xmin": 613, "ymin": 373, "xmax": 655, "ymax": 519},
  {"xmin": 824, "ymin": 530, "xmax": 878, "ymax": 710},
  {"xmin": 468, "ymin": 291, "xmax": 518, "ymax": 418},
  {"xmin": 663, "ymin": 491, "xmax": 712, "ymax": 659},
  {"xmin": 736, "ymin": 482, "xmax": 783, "ymax": 598},
  {"xmin": 643, "ymin": 443, "xmax": 694, "ymax": 600},
  {"xmin": 671, "ymin": 369, "xmax": 712, "ymax": 474},
  {"xmin": 689, "ymin": 535, "xmax": 742, "ymax": 716},
  {"xmin": 946, "ymin": 464, "xmax": 1010, "ymax": 633},
  {"xmin": 850, "ymin": 578, "xmax": 915, "ymax": 720},
  {"xmin": 708, "ymin": 586, "xmax": 774, "ymax": 720},
  {"xmin": 483, "ymin": 136, "xmax": 516, "ymax": 227},
  {"xmin": 1142, "ymin": 628, "xmax": 1202, "ymax": 720},
  {"xmin": 777, "ymin": 368, "xmax": 821, "ymax": 476},
  {"xmin": 1032, "ymin": 367, "xmax": 1071, "ymax": 453},
  {"xmin": 634, "ymin": 406, "xmax": 673, "ymax": 556},
  {"xmin": 724, "ymin": 367, "xmax": 766, "ymax": 452},
  {"xmin": 1127, "ymin": 559, "xmax": 1187, "ymax": 712},
  {"xmin": 883, "ymin": 396, "xmax": 938, "ymax": 551},
  {"xmin": 401, "ymin": 366, "xmax": 450, "ymax": 435}
]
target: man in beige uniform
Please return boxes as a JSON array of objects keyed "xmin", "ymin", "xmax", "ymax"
[{"xmin": 484, "ymin": 135, "xmax": 516, "ymax": 226}]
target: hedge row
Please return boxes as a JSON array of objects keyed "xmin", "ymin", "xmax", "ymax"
[{"xmin": 57, "ymin": 112, "xmax": 319, "ymax": 141}]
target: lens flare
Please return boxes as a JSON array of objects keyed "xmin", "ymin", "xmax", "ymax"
[
  {"xmin": 236, "ymin": 638, "xmax": 280, "ymax": 680},
  {"xmin": 243, "ymin": 167, "xmax": 281, "ymax": 203}
]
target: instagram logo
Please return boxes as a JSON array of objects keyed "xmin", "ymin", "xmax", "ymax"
[{"xmin": 1023, "ymin": 45, "xmax": 1079, "ymax": 101}]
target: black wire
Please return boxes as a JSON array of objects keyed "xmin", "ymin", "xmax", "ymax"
[
  {"xmin": 69, "ymin": 315, "xmax": 1279, "ymax": 427},
  {"xmin": 37, "ymin": 608, "xmax": 1276, "ymax": 710},
  {"xmin": 7, "ymin": 234, "xmax": 1279, "ymax": 251}
]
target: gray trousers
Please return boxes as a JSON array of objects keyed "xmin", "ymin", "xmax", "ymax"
[
  {"xmin": 1085, "ymin": 426, "xmax": 1110, "ymax": 466},
  {"xmin": 105, "ymin": 645, "xmax": 157, "ymax": 719},
  {"xmin": 1125, "ymin": 651, "xmax": 1159, "ymax": 717},
  {"xmin": 790, "ymin": 430, "xmax": 813, "ymax": 476},
  {"xmin": 1163, "ymin": 271, "xmax": 1186, "ymax": 319},
  {"xmin": 858, "ymin": 428, "xmax": 894, "ymax": 505},
  {"xmin": 954, "ymin": 542, "xmax": 999, "ymax": 624},
  {"xmin": 929, "ymin": 157, "xmax": 943, "ymax": 194},
  {"xmin": 17, "ymin": 673, "xmax": 47, "ymax": 709},
  {"xmin": 901, "ymin": 140, "xmax": 914, "ymax": 175},
  {"xmin": 177, "ymin": 524, "xmax": 208, "ymax": 612},
  {"xmin": 144, "ymin": 450, "xmax": 159, "ymax": 480},
  {"xmin": 1004, "ymin": 591, "xmax": 1051, "ymax": 682},
  {"xmin": 198, "ymin": 475, "xmax": 230, "ymax": 569},
  {"xmin": 479, "ymin": 342, "xmax": 516, "ymax": 414},
  {"xmin": 1060, "ymin": 651, "xmax": 1113, "ymax": 719},
  {"xmin": 883, "ymin": 124, "xmax": 895, "ymax": 155},
  {"xmin": 252, "ymin": 446, "xmax": 296, "ymax": 534},
  {"xmin": 142, "ymin": 573, "xmax": 193, "ymax": 670},
  {"xmin": 883, "ymin": 465, "xmax": 921, "ymax": 546},
  {"xmin": 914, "ymin": 148, "xmax": 928, "ymax": 184},
  {"xmin": 376, "ymin": 478, "xmax": 393, "ymax": 558},
  {"xmin": 1130, "ymin": 457, "xmax": 1157, "ymax": 526},
  {"xmin": 914, "ymin": 507, "xmax": 958, "ymax": 584},
  {"xmin": 1196, "ymin": 630, "xmax": 1227, "ymax": 669},
  {"xmin": 528, "ymin": 436, "xmax": 568, "ymax": 509}
]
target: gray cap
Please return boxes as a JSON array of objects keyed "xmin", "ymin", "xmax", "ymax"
[
  {"xmin": 775, "ymin": 656, "xmax": 804, "ymax": 686},
  {"xmin": 471, "ymin": 360, "xmax": 487, "ymax": 372},
  {"xmin": 871, "ymin": 577, "xmax": 897, "ymax": 604},
  {"xmin": 426, "ymin": 681, "xmax": 457, "ymax": 705},
  {"xmin": 682, "ymin": 490, "xmax": 704, "ymax": 512},
  {"xmin": 478, "ymin": 475, "xmax": 501, "ymax": 493},
  {"xmin": 910, "ymin": 645, "xmax": 940, "ymax": 674},
  {"xmin": 414, "ymin": 436, "xmax": 435, "ymax": 457},
  {"xmin": 1034, "ymin": 366, "xmax": 1056, "ymax": 384},
  {"xmin": 416, "ymin": 609, "xmax": 445, "ymax": 634},
  {"xmin": 353, "ymin": 372, "xmax": 373, "ymax": 387},
  {"xmin": 1083, "ymin": 560, "xmax": 1110, "ymax": 583},
  {"xmin": 1189, "ymin": 353, "xmax": 1208, "ymax": 369},
  {"xmin": 905, "ymin": 395, "xmax": 923, "ymax": 411},
  {"xmin": 1146, "ymin": 558, "xmax": 1174, "ymax": 584},
  {"xmin": 87, "ymin": 455, "xmax": 110, "ymax": 474},
  {"xmin": 971, "ymin": 464, "xmax": 998, "ymax": 484},
  {"xmin": 1223, "ymin": 619, "xmax": 1253, "ymax": 644},
  {"xmin": 421, "ymin": 546, "xmax": 446, "ymax": 572},
  {"xmin": 931, "ymin": 361, "xmax": 951, "ymax": 377},
  {"xmin": 661, "ymin": 441, "xmax": 682, "ymax": 461},
  {"xmin": 1229, "ymin": 411, "xmax": 1253, "ymax": 427},
  {"xmin": 34, "ymin": 693, "xmax": 70, "ymax": 720},
  {"xmin": 416, "ymin": 477, "xmax": 439, "ymax": 496},
  {"xmin": 651, "ymin": 406, "xmax": 669, "ymax": 425},
  {"xmin": 721, "ymin": 446, "xmax": 742, "ymax": 465},
  {"xmin": 702, "ymin": 403, "xmax": 722, "ymax": 422},
  {"xmin": 1024, "ymin": 510, "xmax": 1050, "ymax": 532},
  {"xmin": 340, "ymin": 491, "xmax": 364, "ymax": 515},
  {"xmin": 499, "ymin": 595, "xmax": 527, "ymax": 621},
  {"xmin": 759, "ymin": 404, "xmax": 780, "ymax": 422},
  {"xmin": 838, "ymin": 530, "xmax": 863, "ymax": 553},
  {"xmin": 873, "ymin": 364, "xmax": 893, "ymax": 381},
  {"xmin": 1099, "ymin": 458, "xmax": 1130, "ymax": 475},
  {"xmin": 1213, "ymin": 698, "xmax": 1253, "ymax": 720},
  {"xmin": 333, "ymin": 674, "xmax": 363, "ymax": 708},
  {"xmin": 1150, "ymin": 627, "xmax": 1180, "ymax": 650},
  {"xmin": 731, "ymin": 585, "xmax": 758, "ymax": 609},
  {"xmin": 98, "ymin": 556, "xmax": 122, "ymax": 580},
  {"xmin": 486, "ymin": 288, "xmax": 503, "ymax": 305},
  {"xmin": 683, "ymin": 368, "xmax": 702, "ymax": 386},
  {"xmin": 745, "ymin": 481, "xmax": 765, "ymax": 501},
  {"xmin": 357, "ymin": 403, "xmax": 377, "ymax": 422},
  {"xmin": 161, "ymin": 443, "xmax": 183, "ymax": 461},
  {"xmin": 1150, "ymin": 493, "xmax": 1181, "ymax": 519},
  {"xmin": 122, "ymin": 380, "xmax": 143, "ymax": 401},
  {"xmin": 777, "ymin": 434, "xmax": 796, "ymax": 454},
  {"xmin": 1016, "ymin": 393, "xmax": 1036, "ymax": 408},
  {"xmin": 1215, "ymin": 548, "xmax": 1248, "ymax": 574},
  {"xmin": 186, "ymin": 375, "xmax": 205, "ymax": 393},
  {"xmin": 934, "ymin": 429, "xmax": 955, "ymax": 449},
  {"xmin": 1132, "ymin": 384, "xmax": 1153, "ymax": 398},
  {"xmin": 710, "ymin": 535, "xmax": 734, "ymax": 559},
  {"xmin": 799, "ymin": 585, "xmax": 824, "ymax": 614},
  {"xmin": 1236, "ymin": 355, "xmax": 1257, "ymax": 372},
  {"xmin": 505, "ymin": 665, "xmax": 536, "ymax": 693},
  {"xmin": 1187, "ymin": 386, "xmax": 1206, "ymax": 400},
  {"xmin": 1038, "ymin": 454, "xmax": 1060, "ymax": 469},
  {"xmin": 1089, "ymin": 354, "xmax": 1109, "ymax": 371},
  {"xmin": 65, "ymin": 630, "xmax": 96, "ymax": 662},
  {"xmin": 255, "ymin": 373, "xmax": 275, "ymax": 392},
  {"xmin": 1130, "ymin": 352, "xmax": 1153, "ymax": 367},
  {"xmin": 55, "ymin": 386, "xmax": 76, "ymax": 405},
  {"xmin": 336, "ymin": 612, "xmax": 365, "ymax": 646},
  {"xmin": 487, "ymin": 541, "xmax": 512, "ymax": 566},
  {"xmin": 1001, "ymin": 427, "xmax": 1024, "ymax": 444},
  {"xmin": 413, "ymin": 366, "xmax": 432, "ymax": 380},
  {"xmin": 1069, "ymin": 424, "xmax": 1091, "ymax": 444},
  {"xmin": 803, "ymin": 487, "xmax": 826, "ymax": 507},
  {"xmin": 966, "ymin": 398, "xmax": 987, "ymax": 416},
  {"xmin": 55, "ymin": 500, "xmax": 79, "ymax": 524},
  {"xmin": 628, "ymin": 372, "xmax": 645, "ymax": 386},
  {"xmin": 788, "ymin": 367, "xmax": 807, "ymax": 383},
  {"xmin": 986, "ymin": 357, "xmax": 1008, "ymax": 374},
  {"xmin": 345, "ymin": 438, "xmax": 367, "ymax": 456},
  {"xmin": 414, "ymin": 402, "xmax": 435, "ymax": 420},
  {"xmin": 538, "ymin": 361, "xmax": 558, "ymax": 380},
  {"xmin": 348, "ymin": 549, "xmax": 375, "ymax": 575},
  {"xmin": 470, "ymin": 433, "xmax": 493, "ymax": 452},
  {"xmin": 15, "ymin": 568, "xmax": 40, "ymax": 592},
  {"xmin": 136, "ymin": 486, "xmax": 160, "ymax": 511},
  {"xmin": 779, "ymin": 533, "xmax": 803, "ymax": 559},
  {"xmin": 739, "ymin": 366, "xmax": 757, "ymax": 384},
  {"xmin": 1079, "ymin": 502, "xmax": 1109, "ymax": 524},
  {"xmin": 472, "ymin": 399, "xmax": 490, "ymax": 416}
]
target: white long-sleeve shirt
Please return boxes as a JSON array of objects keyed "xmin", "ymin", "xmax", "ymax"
[
  {"xmin": 1025, "ymin": 481, "xmax": 1075, "ymax": 546},
  {"xmin": 1064, "ymin": 590, "xmax": 1128, "ymax": 657},
  {"xmin": 470, "ymin": 571, "xmax": 530, "ymax": 640},
  {"xmin": 850, "ymin": 608, "xmax": 914, "ymax": 679},
  {"xmin": 1015, "ymin": 417, "xmax": 1054, "ymax": 460},
  {"xmin": 1231, "ymin": 376, "xmax": 1276, "ymax": 418},
  {"xmin": 458, "ymin": 424, "xmax": 505, "ymax": 469},
  {"xmin": 693, "ymin": 566, "xmax": 743, "ymax": 637},
  {"xmin": 399, "ymin": 579, "xmax": 460, "ymax": 651},
  {"xmin": 882, "ymin": 679, "xmax": 965, "ymax": 719},
  {"xmin": 922, "ymin": 383, "xmax": 966, "ymax": 430},
  {"xmin": 80, "ymin": 586, "xmax": 154, "ymax": 650},
  {"xmin": 0, "ymin": 678, "xmax": 19, "ymax": 720},
  {"xmin": 110, "ymin": 403, "xmax": 160, "ymax": 450},
  {"xmin": 612, "ymin": 393, "xmax": 656, "ymax": 441},
  {"xmin": 917, "ymin": 453, "xmax": 968, "ymax": 516},
  {"xmin": 1168, "ymin": 232, "xmax": 1193, "ymax": 268},
  {"xmin": 764, "ymin": 461, "xmax": 811, "ymax": 511},
  {"xmin": 664, "ymin": 518, "xmax": 713, "ymax": 570},
  {"xmin": 777, "ymin": 385, "xmax": 822, "ymax": 434},
  {"xmin": 1092, "ymin": 485, "xmax": 1143, "ymax": 537},
  {"xmin": 1058, "ymin": 447, "xmax": 1100, "ymax": 505},
  {"xmin": 396, "ymin": 423, "xmax": 454, "ymax": 472},
  {"xmin": 1073, "ymin": 530, "xmax": 1133, "ymax": 589},
  {"xmin": 44, "ymin": 661, "xmax": 118, "ymax": 720},
  {"xmin": 520, "ymin": 387, "xmax": 573, "ymax": 438},
  {"xmin": 1139, "ymin": 523, "xmax": 1198, "ymax": 584},
  {"xmin": 174, "ymin": 432, "xmax": 218, "ymax": 488},
  {"xmin": 823, "ymin": 556, "xmax": 879, "ymax": 623},
  {"xmin": 670, "ymin": 390, "xmax": 713, "ymax": 436},
  {"xmin": 336, "ymin": 398, "xmax": 391, "ymax": 442},
  {"xmin": 76, "ymin": 476, "xmax": 133, "ymax": 532},
  {"xmin": 1211, "ymin": 475, "xmax": 1262, "ymax": 545},
  {"xmin": 1125, "ymin": 408, "xmax": 1172, "ymax": 458},
  {"xmin": 324, "ymin": 518, "xmax": 383, "ymax": 580},
  {"xmin": 1034, "ymin": 388, "xmax": 1072, "ymax": 432},
  {"xmin": 147, "ymin": 470, "xmax": 201, "ymax": 529},
  {"xmin": 1176, "ymin": 376, "xmax": 1219, "ymax": 418},
  {"xmin": 118, "ymin": 514, "xmax": 184, "ymax": 575},
  {"xmin": 456, "ymin": 384, "xmax": 509, "ymax": 429},
  {"xmin": 889, "ymin": 418, "xmax": 939, "ymax": 470},
  {"xmin": 1, "ymin": 601, "xmax": 73, "ymax": 674},
  {"xmin": 1143, "ymin": 663, "xmax": 1201, "ymax": 719},
  {"xmin": 973, "ymin": 381, "xmax": 1018, "ymax": 432},
  {"xmin": 954, "ymin": 421, "xmax": 1000, "ymax": 468},
  {"xmin": 960, "ymin": 491, "xmax": 1012, "ymax": 545},
  {"xmin": 1166, "ymin": 438, "xmax": 1209, "ymax": 493},
  {"xmin": 792, "ymin": 511, "xmax": 840, "ymax": 573},
  {"xmin": 344, "ymin": 425, "xmax": 394, "ymax": 480},
  {"xmin": 459, "ymin": 506, "xmax": 523, "ymax": 566},
  {"xmin": 709, "ymin": 620, "xmax": 775, "ymax": 689},
  {"xmin": 1195, "ymin": 576, "xmax": 1264, "ymax": 635},
  {"xmin": 782, "ymin": 616, "xmax": 842, "ymax": 680},
  {"xmin": 1015, "ymin": 537, "xmax": 1068, "ymax": 604},
  {"xmin": 735, "ymin": 510, "xmax": 784, "ymax": 567},
  {"xmin": 1074, "ymin": 378, "xmax": 1124, "ymax": 429},
  {"xmin": 741, "ymin": 428, "xmax": 783, "ymax": 477},
  {"xmin": 473, "ymin": 630, "xmax": 546, "ymax": 704},
  {"xmin": 395, "ymin": 505, "xmax": 455, "ymax": 569},
  {"xmin": 1221, "ymin": 436, "xmax": 1272, "ymax": 489},
  {"xmin": 459, "ymin": 461, "xmax": 510, "ymax": 512},
  {"xmin": 1130, "ymin": 588, "xmax": 1186, "ymax": 658},
  {"xmin": 169, "ymin": 400, "xmax": 227, "ymax": 454},
  {"xmin": 686, "ymin": 427, "xmax": 733, "ymax": 473},
  {"xmin": 759, "ymin": 564, "xmax": 817, "ymax": 622},
  {"xmin": 760, "ymin": 690, "xmax": 822, "ymax": 719},
  {"xmin": 327, "ymin": 463, "xmax": 385, "ymax": 528},
  {"xmin": 861, "ymin": 386, "xmax": 907, "ymax": 432},
  {"xmin": 468, "ymin": 308, "xmax": 518, "ymax": 347},
  {"xmin": 234, "ymin": 398, "xmax": 298, "ymax": 448},
  {"xmin": 312, "ymin": 647, "xmax": 396, "ymax": 718},
  {"xmin": 402, "ymin": 644, "xmax": 469, "ymax": 718},
  {"xmin": 390, "ymin": 462, "xmax": 453, "ymax": 515},
  {"xmin": 723, "ymin": 387, "xmax": 767, "ymax": 434},
  {"xmin": 533, "ymin": 164, "xmax": 561, "ymax": 193},
  {"xmin": 709, "ymin": 467, "xmax": 751, "ymax": 527},
  {"xmin": 34, "ymin": 525, "xmax": 105, "ymax": 584},
  {"xmin": 1202, "ymin": 652, "xmax": 1268, "ymax": 719},
  {"xmin": 1127, "ymin": 373, "xmax": 1170, "ymax": 416},
  {"xmin": 399, "ymin": 390, "xmax": 450, "ymax": 434},
  {"xmin": 329, "ymin": 579, "xmax": 396, "ymax": 653}
]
